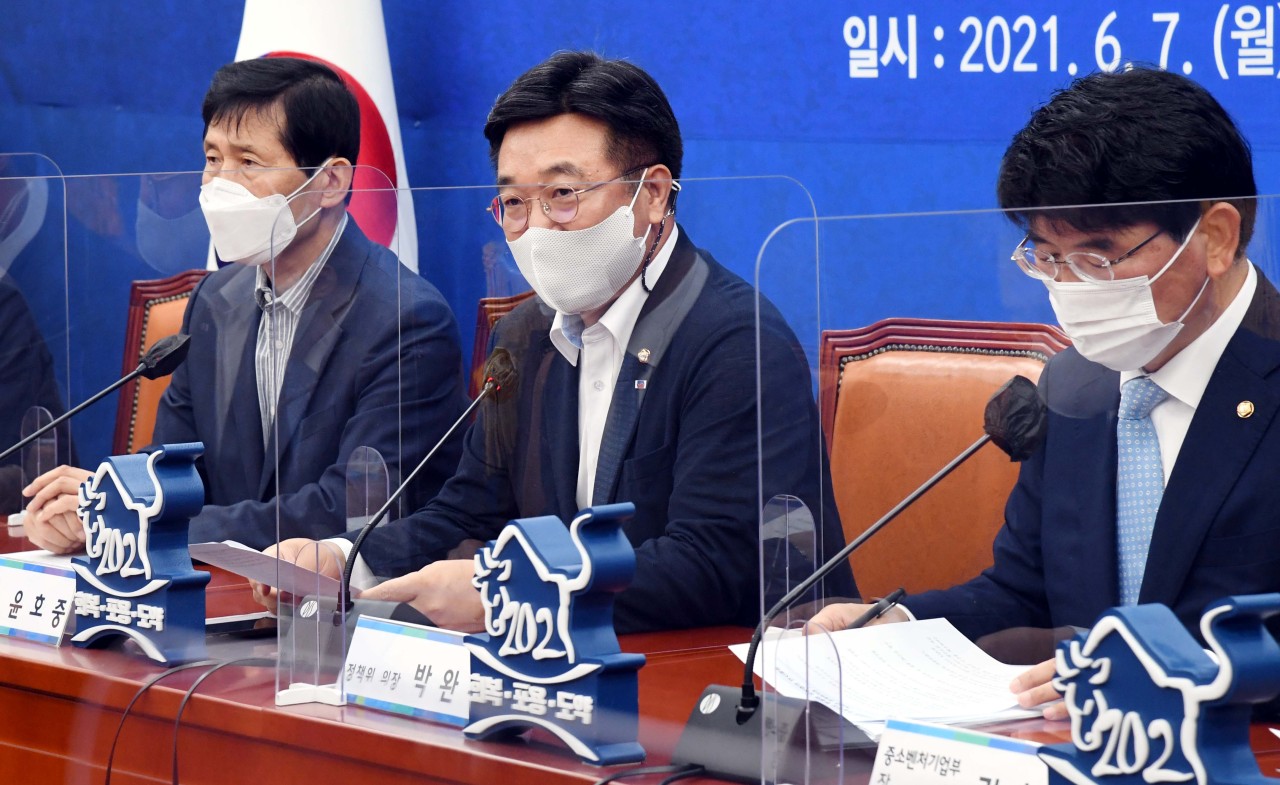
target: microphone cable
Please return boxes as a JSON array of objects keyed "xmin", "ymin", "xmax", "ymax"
[
  {"xmin": 103, "ymin": 659, "xmax": 218, "ymax": 785},
  {"xmin": 170, "ymin": 656, "xmax": 276, "ymax": 785}
]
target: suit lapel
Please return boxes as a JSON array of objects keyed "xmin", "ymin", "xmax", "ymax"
[
  {"xmin": 535, "ymin": 339, "xmax": 580, "ymax": 521},
  {"xmin": 1141, "ymin": 325, "xmax": 1280, "ymax": 604},
  {"xmin": 592, "ymin": 231, "xmax": 708, "ymax": 504},
  {"xmin": 257, "ymin": 221, "xmax": 364, "ymax": 498},
  {"xmin": 1066, "ymin": 368, "xmax": 1122, "ymax": 613},
  {"xmin": 210, "ymin": 268, "xmax": 265, "ymax": 497}
]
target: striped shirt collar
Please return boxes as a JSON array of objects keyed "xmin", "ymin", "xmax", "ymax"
[{"xmin": 254, "ymin": 212, "xmax": 348, "ymax": 314}]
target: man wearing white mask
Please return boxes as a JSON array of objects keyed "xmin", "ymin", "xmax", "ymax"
[
  {"xmin": 810, "ymin": 66, "xmax": 1280, "ymax": 716},
  {"xmin": 22, "ymin": 57, "xmax": 465, "ymax": 551},
  {"xmin": 252, "ymin": 51, "xmax": 856, "ymax": 633}
]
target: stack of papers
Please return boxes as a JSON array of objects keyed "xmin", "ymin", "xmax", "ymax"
[{"xmin": 729, "ymin": 618, "xmax": 1040, "ymax": 739}]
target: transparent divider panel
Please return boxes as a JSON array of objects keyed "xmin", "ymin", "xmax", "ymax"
[
  {"xmin": 0, "ymin": 155, "xmax": 69, "ymax": 524},
  {"xmin": 753, "ymin": 195, "xmax": 1277, "ymax": 778},
  {"xmin": 345, "ymin": 446, "xmax": 389, "ymax": 533},
  {"xmin": 62, "ymin": 170, "xmax": 210, "ymax": 469},
  {"xmin": 269, "ymin": 168, "xmax": 399, "ymax": 705}
]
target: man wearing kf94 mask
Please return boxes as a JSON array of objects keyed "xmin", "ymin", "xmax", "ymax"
[
  {"xmin": 252, "ymin": 51, "xmax": 857, "ymax": 634},
  {"xmin": 811, "ymin": 65, "xmax": 1280, "ymax": 719},
  {"xmin": 22, "ymin": 57, "xmax": 465, "ymax": 551}
]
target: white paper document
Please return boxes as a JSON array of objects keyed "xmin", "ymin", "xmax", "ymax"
[
  {"xmin": 189, "ymin": 541, "xmax": 345, "ymax": 599},
  {"xmin": 729, "ymin": 618, "xmax": 1039, "ymax": 738}
]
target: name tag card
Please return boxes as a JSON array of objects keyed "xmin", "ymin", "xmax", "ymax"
[
  {"xmin": 343, "ymin": 616, "xmax": 470, "ymax": 727},
  {"xmin": 0, "ymin": 554, "xmax": 76, "ymax": 646},
  {"xmin": 871, "ymin": 720, "xmax": 1048, "ymax": 785}
]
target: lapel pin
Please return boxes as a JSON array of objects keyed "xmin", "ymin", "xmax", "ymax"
[
  {"xmin": 634, "ymin": 380, "xmax": 647, "ymax": 390},
  {"xmin": 637, "ymin": 348, "xmax": 651, "ymax": 364},
  {"xmin": 1237, "ymin": 400, "xmax": 1255, "ymax": 419}
]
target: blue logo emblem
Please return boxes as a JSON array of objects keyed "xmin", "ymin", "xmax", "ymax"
[
  {"xmin": 70, "ymin": 443, "xmax": 209, "ymax": 664},
  {"xmin": 1039, "ymin": 595, "xmax": 1280, "ymax": 785},
  {"xmin": 464, "ymin": 503, "xmax": 646, "ymax": 765}
]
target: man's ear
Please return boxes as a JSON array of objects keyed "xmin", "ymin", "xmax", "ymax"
[
  {"xmin": 317, "ymin": 157, "xmax": 354, "ymax": 209},
  {"xmin": 639, "ymin": 164, "xmax": 675, "ymax": 226},
  {"xmin": 1200, "ymin": 200, "xmax": 1244, "ymax": 278}
]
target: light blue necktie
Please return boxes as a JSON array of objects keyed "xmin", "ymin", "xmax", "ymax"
[{"xmin": 1116, "ymin": 376, "xmax": 1169, "ymax": 606}]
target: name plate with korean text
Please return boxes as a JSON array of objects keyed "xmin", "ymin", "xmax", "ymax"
[
  {"xmin": 343, "ymin": 616, "xmax": 470, "ymax": 727},
  {"xmin": 872, "ymin": 720, "xmax": 1047, "ymax": 785},
  {"xmin": 0, "ymin": 554, "xmax": 75, "ymax": 645}
]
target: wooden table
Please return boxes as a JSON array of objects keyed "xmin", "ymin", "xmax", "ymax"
[{"xmin": 4, "ymin": 525, "xmax": 1280, "ymax": 784}]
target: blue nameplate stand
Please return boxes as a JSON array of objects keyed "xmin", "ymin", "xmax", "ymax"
[
  {"xmin": 464, "ymin": 503, "xmax": 646, "ymax": 766},
  {"xmin": 70, "ymin": 442, "xmax": 209, "ymax": 665},
  {"xmin": 1038, "ymin": 594, "xmax": 1280, "ymax": 785}
]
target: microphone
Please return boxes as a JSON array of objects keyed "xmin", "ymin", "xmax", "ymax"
[
  {"xmin": 0, "ymin": 334, "xmax": 190, "ymax": 463},
  {"xmin": 338, "ymin": 347, "xmax": 518, "ymax": 611},
  {"xmin": 672, "ymin": 374, "xmax": 1048, "ymax": 783},
  {"xmin": 278, "ymin": 349, "xmax": 518, "ymax": 683}
]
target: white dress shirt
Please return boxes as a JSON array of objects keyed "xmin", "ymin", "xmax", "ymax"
[
  {"xmin": 1121, "ymin": 261, "xmax": 1257, "ymax": 483},
  {"xmin": 549, "ymin": 224, "xmax": 679, "ymax": 509}
]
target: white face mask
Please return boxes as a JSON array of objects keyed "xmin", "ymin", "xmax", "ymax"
[
  {"xmin": 506, "ymin": 168, "xmax": 651, "ymax": 315},
  {"xmin": 198, "ymin": 159, "xmax": 329, "ymax": 266},
  {"xmin": 1043, "ymin": 217, "xmax": 1206, "ymax": 371}
]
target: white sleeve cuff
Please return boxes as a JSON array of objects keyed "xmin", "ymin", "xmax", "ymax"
[
  {"xmin": 323, "ymin": 537, "xmax": 378, "ymax": 592},
  {"xmin": 897, "ymin": 603, "xmax": 918, "ymax": 622}
]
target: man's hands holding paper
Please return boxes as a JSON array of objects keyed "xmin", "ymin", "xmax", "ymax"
[
  {"xmin": 248, "ymin": 538, "xmax": 345, "ymax": 611},
  {"xmin": 1010, "ymin": 658, "xmax": 1066, "ymax": 720},
  {"xmin": 360, "ymin": 560, "xmax": 485, "ymax": 632},
  {"xmin": 806, "ymin": 602, "xmax": 1067, "ymax": 720},
  {"xmin": 804, "ymin": 601, "xmax": 909, "ymax": 633},
  {"xmin": 248, "ymin": 541, "xmax": 484, "ymax": 632}
]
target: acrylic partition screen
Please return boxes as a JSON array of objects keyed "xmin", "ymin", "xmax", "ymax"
[
  {"xmin": 0, "ymin": 154, "xmax": 70, "ymax": 521},
  {"xmin": 266, "ymin": 174, "xmax": 821, "ymax": 712},
  {"xmin": 266, "ymin": 168, "xmax": 413, "ymax": 705},
  {"xmin": 752, "ymin": 195, "xmax": 1278, "ymax": 779}
]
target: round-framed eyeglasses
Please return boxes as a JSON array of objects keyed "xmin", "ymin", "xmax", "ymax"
[
  {"xmin": 1012, "ymin": 229, "xmax": 1163, "ymax": 282},
  {"xmin": 487, "ymin": 164, "xmax": 655, "ymax": 232}
]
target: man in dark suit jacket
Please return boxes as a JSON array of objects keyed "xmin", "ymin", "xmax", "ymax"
[
  {"xmin": 257, "ymin": 52, "xmax": 854, "ymax": 634},
  {"xmin": 22, "ymin": 57, "xmax": 465, "ymax": 551},
  {"xmin": 811, "ymin": 67, "xmax": 1276, "ymax": 715}
]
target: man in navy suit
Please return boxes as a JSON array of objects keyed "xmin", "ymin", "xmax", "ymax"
[
  {"xmin": 22, "ymin": 57, "xmax": 465, "ymax": 551},
  {"xmin": 254, "ymin": 52, "xmax": 855, "ymax": 634},
  {"xmin": 811, "ymin": 66, "xmax": 1280, "ymax": 716}
]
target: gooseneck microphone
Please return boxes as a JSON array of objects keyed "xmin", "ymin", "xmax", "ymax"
[
  {"xmin": 338, "ymin": 347, "xmax": 518, "ymax": 611},
  {"xmin": 0, "ymin": 333, "xmax": 191, "ymax": 463},
  {"xmin": 672, "ymin": 374, "xmax": 1048, "ymax": 783}
]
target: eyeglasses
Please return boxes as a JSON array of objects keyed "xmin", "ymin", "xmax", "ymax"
[
  {"xmin": 487, "ymin": 164, "xmax": 655, "ymax": 232},
  {"xmin": 1012, "ymin": 229, "xmax": 1163, "ymax": 282}
]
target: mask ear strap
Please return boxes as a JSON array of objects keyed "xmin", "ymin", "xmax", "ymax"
[
  {"xmin": 640, "ymin": 180, "xmax": 680, "ymax": 294},
  {"xmin": 1149, "ymin": 215, "xmax": 1202, "ymax": 285}
]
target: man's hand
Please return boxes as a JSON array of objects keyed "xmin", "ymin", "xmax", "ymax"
[
  {"xmin": 248, "ymin": 538, "xmax": 344, "ymax": 612},
  {"xmin": 804, "ymin": 601, "xmax": 909, "ymax": 634},
  {"xmin": 1010, "ymin": 658, "xmax": 1066, "ymax": 720},
  {"xmin": 22, "ymin": 465, "xmax": 91, "ymax": 554},
  {"xmin": 361, "ymin": 560, "xmax": 485, "ymax": 632}
]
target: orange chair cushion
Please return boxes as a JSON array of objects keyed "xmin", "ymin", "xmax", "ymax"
[{"xmin": 830, "ymin": 350, "xmax": 1045, "ymax": 599}]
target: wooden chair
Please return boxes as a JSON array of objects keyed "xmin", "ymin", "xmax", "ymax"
[
  {"xmin": 469, "ymin": 290, "xmax": 535, "ymax": 398},
  {"xmin": 820, "ymin": 318, "xmax": 1069, "ymax": 599},
  {"xmin": 111, "ymin": 270, "xmax": 206, "ymax": 455}
]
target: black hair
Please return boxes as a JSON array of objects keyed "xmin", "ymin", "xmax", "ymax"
[
  {"xmin": 202, "ymin": 57, "xmax": 360, "ymax": 169},
  {"xmin": 483, "ymin": 51, "xmax": 683, "ymax": 204},
  {"xmin": 997, "ymin": 65, "xmax": 1256, "ymax": 257}
]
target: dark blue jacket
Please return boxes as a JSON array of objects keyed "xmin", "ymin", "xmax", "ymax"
[
  {"xmin": 909, "ymin": 273, "xmax": 1280, "ymax": 640},
  {"xmin": 353, "ymin": 229, "xmax": 856, "ymax": 633},
  {"xmin": 156, "ymin": 220, "xmax": 466, "ymax": 548}
]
